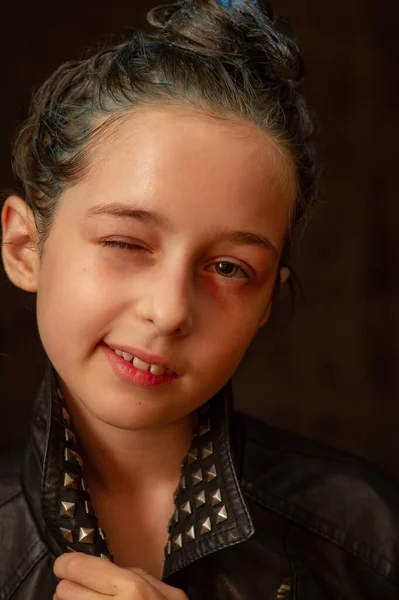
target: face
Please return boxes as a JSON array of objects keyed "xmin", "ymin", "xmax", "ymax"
[{"xmin": 3, "ymin": 106, "xmax": 292, "ymax": 431}]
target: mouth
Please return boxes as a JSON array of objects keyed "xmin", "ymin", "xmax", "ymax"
[{"xmin": 104, "ymin": 341, "xmax": 179, "ymax": 376}]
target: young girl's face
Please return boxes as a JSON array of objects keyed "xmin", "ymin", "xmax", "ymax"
[{"xmin": 6, "ymin": 106, "xmax": 293, "ymax": 430}]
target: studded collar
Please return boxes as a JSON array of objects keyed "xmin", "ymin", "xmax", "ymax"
[{"xmin": 22, "ymin": 356, "xmax": 255, "ymax": 580}]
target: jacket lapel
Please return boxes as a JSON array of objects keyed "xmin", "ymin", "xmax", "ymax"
[{"xmin": 24, "ymin": 356, "xmax": 255, "ymax": 574}]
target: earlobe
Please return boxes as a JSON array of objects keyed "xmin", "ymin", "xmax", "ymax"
[{"xmin": 1, "ymin": 195, "xmax": 40, "ymax": 292}]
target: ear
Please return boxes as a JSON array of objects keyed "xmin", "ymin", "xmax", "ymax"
[
  {"xmin": 1, "ymin": 195, "xmax": 40, "ymax": 292},
  {"xmin": 258, "ymin": 265, "xmax": 291, "ymax": 328}
]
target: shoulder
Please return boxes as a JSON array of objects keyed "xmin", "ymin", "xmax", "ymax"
[
  {"xmin": 0, "ymin": 444, "xmax": 49, "ymax": 600},
  {"xmin": 233, "ymin": 410, "xmax": 399, "ymax": 583}
]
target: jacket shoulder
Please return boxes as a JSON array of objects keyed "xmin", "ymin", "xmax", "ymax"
[
  {"xmin": 233, "ymin": 411, "xmax": 399, "ymax": 583},
  {"xmin": 0, "ymin": 445, "xmax": 49, "ymax": 600}
]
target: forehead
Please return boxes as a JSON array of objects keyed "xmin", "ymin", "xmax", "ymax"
[{"xmin": 65, "ymin": 106, "xmax": 293, "ymax": 247}]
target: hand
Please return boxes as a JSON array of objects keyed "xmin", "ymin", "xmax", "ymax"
[{"xmin": 53, "ymin": 553, "xmax": 189, "ymax": 600}]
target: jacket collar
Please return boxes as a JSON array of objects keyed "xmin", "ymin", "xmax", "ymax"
[{"xmin": 22, "ymin": 355, "xmax": 255, "ymax": 579}]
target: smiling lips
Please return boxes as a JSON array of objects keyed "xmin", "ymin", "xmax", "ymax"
[{"xmin": 109, "ymin": 346, "xmax": 176, "ymax": 376}]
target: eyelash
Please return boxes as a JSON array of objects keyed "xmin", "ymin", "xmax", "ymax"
[{"xmin": 102, "ymin": 240, "xmax": 251, "ymax": 280}]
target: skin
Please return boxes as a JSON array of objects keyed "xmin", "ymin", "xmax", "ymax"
[{"xmin": 1, "ymin": 105, "xmax": 293, "ymax": 598}]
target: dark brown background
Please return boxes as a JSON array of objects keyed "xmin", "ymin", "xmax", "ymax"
[{"xmin": 1, "ymin": 1, "xmax": 398, "ymax": 476}]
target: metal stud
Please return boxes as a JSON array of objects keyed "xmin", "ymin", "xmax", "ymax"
[
  {"xmin": 78, "ymin": 527, "xmax": 96, "ymax": 544},
  {"xmin": 172, "ymin": 533, "xmax": 183, "ymax": 551},
  {"xmin": 210, "ymin": 488, "xmax": 222, "ymax": 506},
  {"xmin": 191, "ymin": 468, "xmax": 203, "ymax": 486},
  {"xmin": 206, "ymin": 464, "xmax": 217, "ymax": 482},
  {"xmin": 84, "ymin": 500, "xmax": 96, "ymax": 517},
  {"xmin": 60, "ymin": 527, "xmax": 74, "ymax": 543},
  {"xmin": 201, "ymin": 441, "xmax": 213, "ymax": 459},
  {"xmin": 187, "ymin": 448, "xmax": 198, "ymax": 464},
  {"xmin": 215, "ymin": 504, "xmax": 228, "ymax": 524},
  {"xmin": 62, "ymin": 407, "xmax": 71, "ymax": 425},
  {"xmin": 66, "ymin": 546, "xmax": 76, "ymax": 552},
  {"xmin": 65, "ymin": 428, "xmax": 76, "ymax": 444},
  {"xmin": 64, "ymin": 472, "xmax": 80, "ymax": 489},
  {"xmin": 98, "ymin": 527, "xmax": 106, "ymax": 540},
  {"xmin": 194, "ymin": 490, "xmax": 206, "ymax": 508},
  {"xmin": 60, "ymin": 501, "xmax": 76, "ymax": 518},
  {"xmin": 100, "ymin": 554, "xmax": 110, "ymax": 560},
  {"xmin": 185, "ymin": 525, "xmax": 196, "ymax": 543},
  {"xmin": 64, "ymin": 448, "xmax": 82, "ymax": 466},
  {"xmin": 57, "ymin": 387, "xmax": 63, "ymax": 399},
  {"xmin": 181, "ymin": 500, "xmax": 192, "ymax": 519},
  {"xmin": 199, "ymin": 517, "xmax": 212, "ymax": 535},
  {"xmin": 198, "ymin": 402, "xmax": 210, "ymax": 414},
  {"xmin": 167, "ymin": 540, "xmax": 172, "ymax": 556},
  {"xmin": 179, "ymin": 475, "xmax": 186, "ymax": 490},
  {"xmin": 199, "ymin": 419, "xmax": 211, "ymax": 436}
]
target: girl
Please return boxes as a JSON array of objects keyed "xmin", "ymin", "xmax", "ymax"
[{"xmin": 1, "ymin": 0, "xmax": 398, "ymax": 598}]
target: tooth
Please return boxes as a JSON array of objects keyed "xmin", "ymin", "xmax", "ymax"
[
  {"xmin": 122, "ymin": 351, "xmax": 133, "ymax": 361},
  {"xmin": 114, "ymin": 349, "xmax": 123, "ymax": 356},
  {"xmin": 150, "ymin": 364, "xmax": 166, "ymax": 376},
  {"xmin": 133, "ymin": 357, "xmax": 151, "ymax": 371}
]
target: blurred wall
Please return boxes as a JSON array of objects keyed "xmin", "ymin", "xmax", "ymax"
[{"xmin": 1, "ymin": 0, "xmax": 398, "ymax": 476}]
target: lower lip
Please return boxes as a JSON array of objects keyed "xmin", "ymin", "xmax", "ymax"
[{"xmin": 101, "ymin": 342, "xmax": 179, "ymax": 388}]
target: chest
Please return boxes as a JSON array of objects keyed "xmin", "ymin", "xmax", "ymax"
[{"xmin": 94, "ymin": 493, "xmax": 174, "ymax": 579}]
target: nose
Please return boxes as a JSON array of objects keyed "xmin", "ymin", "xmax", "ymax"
[{"xmin": 135, "ymin": 265, "xmax": 194, "ymax": 337}]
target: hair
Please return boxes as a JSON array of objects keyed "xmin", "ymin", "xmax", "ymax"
[{"xmin": 10, "ymin": 0, "xmax": 317, "ymax": 267}]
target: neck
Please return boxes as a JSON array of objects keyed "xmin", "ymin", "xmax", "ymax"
[{"xmin": 58, "ymin": 387, "xmax": 197, "ymax": 497}]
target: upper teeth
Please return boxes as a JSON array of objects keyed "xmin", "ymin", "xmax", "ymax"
[{"xmin": 113, "ymin": 348, "xmax": 173, "ymax": 376}]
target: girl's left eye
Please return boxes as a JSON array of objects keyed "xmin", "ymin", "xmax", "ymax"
[
  {"xmin": 211, "ymin": 261, "xmax": 250, "ymax": 280},
  {"xmin": 102, "ymin": 240, "xmax": 144, "ymax": 251}
]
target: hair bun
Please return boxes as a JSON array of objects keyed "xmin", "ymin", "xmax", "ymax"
[{"xmin": 147, "ymin": 0, "xmax": 303, "ymax": 86}]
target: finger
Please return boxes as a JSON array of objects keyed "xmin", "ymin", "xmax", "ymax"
[
  {"xmin": 54, "ymin": 553, "xmax": 123, "ymax": 596},
  {"xmin": 130, "ymin": 568, "xmax": 186, "ymax": 599},
  {"xmin": 55, "ymin": 579, "xmax": 105, "ymax": 600}
]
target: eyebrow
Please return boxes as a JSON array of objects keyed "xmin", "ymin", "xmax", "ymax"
[{"xmin": 84, "ymin": 202, "xmax": 278, "ymax": 258}]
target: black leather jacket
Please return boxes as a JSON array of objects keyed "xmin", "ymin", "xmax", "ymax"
[{"xmin": 1, "ymin": 357, "xmax": 399, "ymax": 600}]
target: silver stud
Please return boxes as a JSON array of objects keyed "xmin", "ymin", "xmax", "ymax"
[
  {"xmin": 181, "ymin": 501, "xmax": 192, "ymax": 518},
  {"xmin": 172, "ymin": 533, "xmax": 183, "ymax": 551},
  {"xmin": 66, "ymin": 546, "xmax": 76, "ymax": 552},
  {"xmin": 62, "ymin": 407, "xmax": 71, "ymax": 424},
  {"xmin": 191, "ymin": 468, "xmax": 203, "ymax": 486},
  {"xmin": 57, "ymin": 387, "xmax": 63, "ymax": 399},
  {"xmin": 206, "ymin": 464, "xmax": 217, "ymax": 482},
  {"xmin": 199, "ymin": 517, "xmax": 212, "ymax": 535},
  {"xmin": 185, "ymin": 525, "xmax": 196, "ymax": 543},
  {"xmin": 98, "ymin": 527, "xmax": 106, "ymax": 540},
  {"xmin": 198, "ymin": 402, "xmax": 210, "ymax": 414},
  {"xmin": 60, "ymin": 527, "xmax": 74, "ymax": 542},
  {"xmin": 81, "ymin": 479, "xmax": 90, "ymax": 493},
  {"xmin": 199, "ymin": 419, "xmax": 210, "ymax": 436},
  {"xmin": 179, "ymin": 476, "xmax": 186, "ymax": 490},
  {"xmin": 78, "ymin": 527, "xmax": 96, "ymax": 544},
  {"xmin": 84, "ymin": 500, "xmax": 95, "ymax": 517},
  {"xmin": 64, "ymin": 472, "xmax": 80, "ymax": 489},
  {"xmin": 187, "ymin": 448, "xmax": 198, "ymax": 464},
  {"xmin": 167, "ymin": 540, "xmax": 172, "ymax": 555},
  {"xmin": 202, "ymin": 441, "xmax": 213, "ymax": 459},
  {"xmin": 173, "ymin": 508, "xmax": 179, "ymax": 523},
  {"xmin": 215, "ymin": 504, "xmax": 228, "ymax": 524},
  {"xmin": 60, "ymin": 501, "xmax": 76, "ymax": 518},
  {"xmin": 65, "ymin": 428, "xmax": 76, "ymax": 444},
  {"xmin": 210, "ymin": 488, "xmax": 222, "ymax": 506},
  {"xmin": 64, "ymin": 448, "xmax": 81, "ymax": 466},
  {"xmin": 194, "ymin": 490, "xmax": 206, "ymax": 508},
  {"xmin": 100, "ymin": 554, "xmax": 110, "ymax": 560}
]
